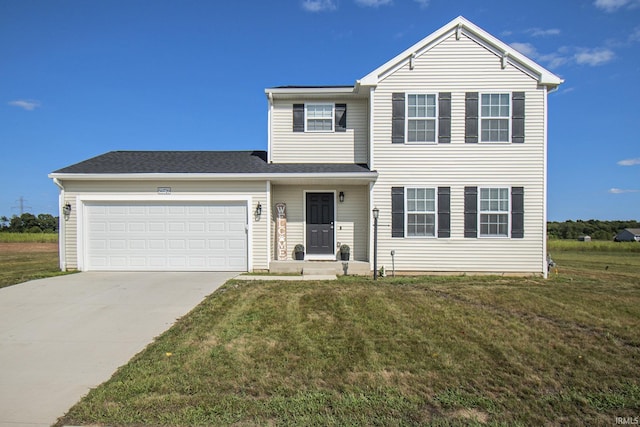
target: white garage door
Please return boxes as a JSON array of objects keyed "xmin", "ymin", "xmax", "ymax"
[{"xmin": 84, "ymin": 201, "xmax": 248, "ymax": 271}]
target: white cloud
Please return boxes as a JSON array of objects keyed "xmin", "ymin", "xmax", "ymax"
[
  {"xmin": 574, "ymin": 48, "xmax": 615, "ymax": 66},
  {"xmin": 509, "ymin": 42, "xmax": 570, "ymax": 68},
  {"xmin": 355, "ymin": 0, "xmax": 392, "ymax": 7},
  {"xmin": 414, "ymin": 0, "xmax": 429, "ymax": 8},
  {"xmin": 301, "ymin": 0, "xmax": 337, "ymax": 12},
  {"xmin": 556, "ymin": 87, "xmax": 575, "ymax": 96},
  {"xmin": 630, "ymin": 26, "xmax": 640, "ymax": 42},
  {"xmin": 8, "ymin": 99, "xmax": 41, "ymax": 111},
  {"xmin": 617, "ymin": 157, "xmax": 640, "ymax": 166},
  {"xmin": 510, "ymin": 42, "xmax": 615, "ymax": 68},
  {"xmin": 526, "ymin": 28, "xmax": 561, "ymax": 37},
  {"xmin": 609, "ymin": 188, "xmax": 640, "ymax": 194},
  {"xmin": 594, "ymin": 0, "xmax": 640, "ymax": 12},
  {"xmin": 510, "ymin": 42, "xmax": 537, "ymax": 57}
]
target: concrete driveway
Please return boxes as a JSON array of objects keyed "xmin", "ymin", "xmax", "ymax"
[{"xmin": 0, "ymin": 271, "xmax": 238, "ymax": 427}]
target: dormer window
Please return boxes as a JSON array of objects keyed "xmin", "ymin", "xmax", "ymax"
[
  {"xmin": 293, "ymin": 103, "xmax": 347, "ymax": 133},
  {"xmin": 305, "ymin": 104, "xmax": 334, "ymax": 132}
]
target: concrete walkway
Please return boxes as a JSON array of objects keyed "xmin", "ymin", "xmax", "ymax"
[{"xmin": 0, "ymin": 271, "xmax": 237, "ymax": 427}]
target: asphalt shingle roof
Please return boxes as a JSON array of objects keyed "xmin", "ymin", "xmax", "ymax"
[{"xmin": 52, "ymin": 151, "xmax": 374, "ymax": 175}]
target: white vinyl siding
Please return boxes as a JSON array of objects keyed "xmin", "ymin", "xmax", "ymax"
[
  {"xmin": 59, "ymin": 180, "xmax": 269, "ymax": 272},
  {"xmin": 370, "ymin": 32, "xmax": 546, "ymax": 274},
  {"xmin": 271, "ymin": 98, "xmax": 369, "ymax": 163}
]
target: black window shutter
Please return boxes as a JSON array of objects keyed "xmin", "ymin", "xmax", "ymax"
[
  {"xmin": 464, "ymin": 186, "xmax": 478, "ymax": 238},
  {"xmin": 392, "ymin": 93, "xmax": 405, "ymax": 144},
  {"xmin": 391, "ymin": 187, "xmax": 405, "ymax": 237},
  {"xmin": 511, "ymin": 187, "xmax": 524, "ymax": 238},
  {"xmin": 437, "ymin": 187, "xmax": 450, "ymax": 238},
  {"xmin": 465, "ymin": 92, "xmax": 479, "ymax": 143},
  {"xmin": 438, "ymin": 92, "xmax": 451, "ymax": 144},
  {"xmin": 293, "ymin": 104, "xmax": 304, "ymax": 132},
  {"xmin": 512, "ymin": 92, "xmax": 525, "ymax": 143},
  {"xmin": 335, "ymin": 103, "xmax": 347, "ymax": 132}
]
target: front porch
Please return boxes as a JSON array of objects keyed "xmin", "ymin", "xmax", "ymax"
[
  {"xmin": 269, "ymin": 183, "xmax": 373, "ymax": 269},
  {"xmin": 270, "ymin": 260, "xmax": 371, "ymax": 276}
]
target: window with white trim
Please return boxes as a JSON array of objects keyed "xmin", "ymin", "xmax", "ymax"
[
  {"xmin": 479, "ymin": 187, "xmax": 509, "ymax": 237},
  {"xmin": 480, "ymin": 93, "xmax": 510, "ymax": 142},
  {"xmin": 407, "ymin": 94, "xmax": 436, "ymax": 143},
  {"xmin": 306, "ymin": 104, "xmax": 333, "ymax": 132},
  {"xmin": 406, "ymin": 187, "xmax": 436, "ymax": 237}
]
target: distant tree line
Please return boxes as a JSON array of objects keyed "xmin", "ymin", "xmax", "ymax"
[
  {"xmin": 0, "ymin": 212, "xmax": 637, "ymax": 239},
  {"xmin": 547, "ymin": 220, "xmax": 640, "ymax": 241},
  {"xmin": 0, "ymin": 213, "xmax": 59, "ymax": 233}
]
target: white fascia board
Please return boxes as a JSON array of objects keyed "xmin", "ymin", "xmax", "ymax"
[
  {"xmin": 264, "ymin": 86, "xmax": 360, "ymax": 99},
  {"xmin": 358, "ymin": 16, "xmax": 563, "ymax": 88},
  {"xmin": 49, "ymin": 172, "xmax": 378, "ymax": 182},
  {"xmin": 264, "ymin": 87, "xmax": 356, "ymax": 97}
]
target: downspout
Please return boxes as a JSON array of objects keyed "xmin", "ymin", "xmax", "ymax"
[
  {"xmin": 542, "ymin": 85, "xmax": 549, "ymax": 279},
  {"xmin": 266, "ymin": 180, "xmax": 271, "ymax": 271},
  {"xmin": 52, "ymin": 178, "xmax": 66, "ymax": 271}
]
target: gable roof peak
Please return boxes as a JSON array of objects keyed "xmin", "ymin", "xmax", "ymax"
[{"xmin": 358, "ymin": 15, "xmax": 563, "ymax": 89}]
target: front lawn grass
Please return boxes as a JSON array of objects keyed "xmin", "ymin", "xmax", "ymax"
[
  {"xmin": 57, "ymin": 248, "xmax": 640, "ymax": 426},
  {"xmin": 0, "ymin": 239, "xmax": 70, "ymax": 289}
]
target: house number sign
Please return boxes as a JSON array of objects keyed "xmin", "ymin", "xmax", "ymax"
[{"xmin": 275, "ymin": 203, "xmax": 287, "ymax": 261}]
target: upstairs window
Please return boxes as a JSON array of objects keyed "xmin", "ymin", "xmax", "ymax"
[
  {"xmin": 480, "ymin": 94, "xmax": 510, "ymax": 142},
  {"xmin": 407, "ymin": 94, "xmax": 436, "ymax": 143},
  {"xmin": 479, "ymin": 187, "xmax": 509, "ymax": 237},
  {"xmin": 305, "ymin": 104, "xmax": 334, "ymax": 132},
  {"xmin": 406, "ymin": 187, "xmax": 436, "ymax": 237}
]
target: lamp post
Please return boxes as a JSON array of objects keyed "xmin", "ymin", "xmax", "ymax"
[{"xmin": 373, "ymin": 207, "xmax": 379, "ymax": 280}]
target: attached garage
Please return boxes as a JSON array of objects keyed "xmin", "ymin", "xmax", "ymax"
[{"xmin": 81, "ymin": 201, "xmax": 248, "ymax": 271}]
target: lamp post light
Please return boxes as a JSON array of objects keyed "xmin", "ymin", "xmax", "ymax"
[{"xmin": 372, "ymin": 207, "xmax": 379, "ymax": 280}]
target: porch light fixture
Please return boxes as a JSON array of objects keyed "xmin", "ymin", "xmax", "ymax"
[
  {"xmin": 255, "ymin": 202, "xmax": 262, "ymax": 217},
  {"xmin": 62, "ymin": 203, "xmax": 72, "ymax": 218},
  {"xmin": 339, "ymin": 191, "xmax": 345, "ymax": 203},
  {"xmin": 373, "ymin": 207, "xmax": 379, "ymax": 280}
]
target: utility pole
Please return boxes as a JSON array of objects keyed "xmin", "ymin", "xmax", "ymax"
[{"xmin": 12, "ymin": 197, "xmax": 32, "ymax": 215}]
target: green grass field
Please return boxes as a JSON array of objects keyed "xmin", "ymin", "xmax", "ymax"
[
  {"xmin": 0, "ymin": 234, "xmax": 67, "ymax": 288},
  {"xmin": 55, "ymin": 243, "xmax": 640, "ymax": 426},
  {"xmin": 0, "ymin": 232, "xmax": 58, "ymax": 243}
]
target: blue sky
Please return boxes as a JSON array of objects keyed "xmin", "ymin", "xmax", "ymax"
[{"xmin": 1, "ymin": 0, "xmax": 639, "ymax": 221}]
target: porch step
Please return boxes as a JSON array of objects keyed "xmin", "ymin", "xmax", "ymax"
[{"xmin": 270, "ymin": 260, "xmax": 371, "ymax": 276}]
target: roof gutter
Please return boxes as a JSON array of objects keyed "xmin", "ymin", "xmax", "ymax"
[{"xmin": 47, "ymin": 172, "xmax": 379, "ymax": 181}]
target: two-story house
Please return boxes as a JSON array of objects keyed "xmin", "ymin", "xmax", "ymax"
[{"xmin": 49, "ymin": 16, "xmax": 563, "ymax": 277}]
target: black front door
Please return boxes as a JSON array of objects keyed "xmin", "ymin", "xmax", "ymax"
[{"xmin": 306, "ymin": 192, "xmax": 334, "ymax": 255}]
